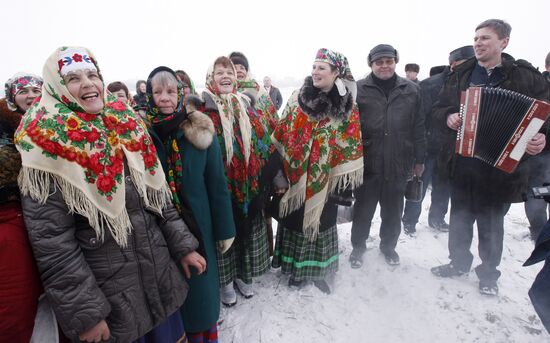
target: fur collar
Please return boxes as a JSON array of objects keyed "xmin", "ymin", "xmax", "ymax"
[
  {"xmin": 298, "ymin": 76, "xmax": 353, "ymax": 120},
  {"xmin": 180, "ymin": 107, "xmax": 215, "ymax": 150},
  {"xmin": 0, "ymin": 98, "xmax": 23, "ymax": 131}
]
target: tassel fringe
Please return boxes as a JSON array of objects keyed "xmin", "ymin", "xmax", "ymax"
[{"xmin": 18, "ymin": 166, "xmax": 170, "ymax": 248}]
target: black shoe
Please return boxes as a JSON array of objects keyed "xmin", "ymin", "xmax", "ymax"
[
  {"xmin": 313, "ymin": 280, "xmax": 331, "ymax": 294},
  {"xmin": 431, "ymin": 263, "xmax": 467, "ymax": 277},
  {"xmin": 288, "ymin": 277, "xmax": 306, "ymax": 289},
  {"xmin": 403, "ymin": 222, "xmax": 417, "ymax": 236},
  {"xmin": 479, "ymin": 280, "xmax": 499, "ymax": 296},
  {"xmin": 349, "ymin": 249, "xmax": 365, "ymax": 269},
  {"xmin": 382, "ymin": 250, "xmax": 400, "ymax": 266},
  {"xmin": 429, "ymin": 219, "xmax": 449, "ymax": 232}
]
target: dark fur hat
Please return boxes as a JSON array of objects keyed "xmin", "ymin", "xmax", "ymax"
[
  {"xmin": 229, "ymin": 51, "xmax": 249, "ymax": 71},
  {"xmin": 405, "ymin": 63, "xmax": 420, "ymax": 73}
]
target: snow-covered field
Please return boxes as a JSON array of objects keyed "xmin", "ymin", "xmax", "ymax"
[{"xmin": 218, "ymin": 193, "xmax": 549, "ymax": 343}]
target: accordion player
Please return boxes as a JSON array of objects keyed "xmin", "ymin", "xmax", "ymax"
[{"xmin": 455, "ymin": 87, "xmax": 550, "ymax": 173}]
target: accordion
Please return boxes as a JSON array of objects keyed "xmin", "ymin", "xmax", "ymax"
[{"xmin": 455, "ymin": 87, "xmax": 550, "ymax": 173}]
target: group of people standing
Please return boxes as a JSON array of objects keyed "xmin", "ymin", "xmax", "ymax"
[{"xmin": 1, "ymin": 17, "xmax": 549, "ymax": 342}]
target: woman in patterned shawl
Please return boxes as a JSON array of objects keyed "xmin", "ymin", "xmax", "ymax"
[
  {"xmin": 15, "ymin": 46, "xmax": 206, "ymax": 343},
  {"xmin": 271, "ymin": 48, "xmax": 364, "ymax": 294},
  {"xmin": 200, "ymin": 56, "xmax": 281, "ymax": 307}
]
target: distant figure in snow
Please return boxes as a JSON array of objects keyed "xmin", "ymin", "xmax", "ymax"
[
  {"xmin": 405, "ymin": 63, "xmax": 420, "ymax": 83},
  {"xmin": 263, "ymin": 76, "xmax": 283, "ymax": 111}
]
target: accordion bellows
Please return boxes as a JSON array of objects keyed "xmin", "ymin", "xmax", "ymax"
[{"xmin": 456, "ymin": 87, "xmax": 550, "ymax": 173}]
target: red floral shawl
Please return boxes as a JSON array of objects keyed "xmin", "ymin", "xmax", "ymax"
[
  {"xmin": 272, "ymin": 91, "xmax": 363, "ymax": 240},
  {"xmin": 15, "ymin": 47, "xmax": 169, "ymax": 247}
]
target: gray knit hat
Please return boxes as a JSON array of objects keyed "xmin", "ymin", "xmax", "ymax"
[{"xmin": 368, "ymin": 44, "xmax": 399, "ymax": 66}]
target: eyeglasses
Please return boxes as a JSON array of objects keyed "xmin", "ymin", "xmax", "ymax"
[{"xmin": 373, "ymin": 59, "xmax": 395, "ymax": 67}]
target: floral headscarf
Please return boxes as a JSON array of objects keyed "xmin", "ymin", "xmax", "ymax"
[
  {"xmin": 146, "ymin": 66, "xmax": 185, "ymax": 125},
  {"xmin": 203, "ymin": 58, "xmax": 273, "ymax": 219},
  {"xmin": 204, "ymin": 60, "xmax": 252, "ymax": 165},
  {"xmin": 315, "ymin": 48, "xmax": 357, "ymax": 100},
  {"xmin": 4, "ymin": 73, "xmax": 43, "ymax": 111},
  {"xmin": 15, "ymin": 46, "xmax": 169, "ymax": 247},
  {"xmin": 146, "ymin": 66, "xmax": 187, "ymax": 214}
]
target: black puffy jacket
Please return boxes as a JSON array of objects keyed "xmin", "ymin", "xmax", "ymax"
[
  {"xmin": 356, "ymin": 74, "xmax": 426, "ymax": 179},
  {"xmin": 21, "ymin": 172, "xmax": 199, "ymax": 342}
]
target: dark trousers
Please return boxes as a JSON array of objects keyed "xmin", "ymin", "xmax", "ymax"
[
  {"xmin": 525, "ymin": 152, "xmax": 550, "ymax": 240},
  {"xmin": 448, "ymin": 158, "xmax": 510, "ymax": 282},
  {"xmin": 351, "ymin": 174, "xmax": 407, "ymax": 253},
  {"xmin": 529, "ymin": 259, "xmax": 550, "ymax": 334},
  {"xmin": 402, "ymin": 153, "xmax": 450, "ymax": 225}
]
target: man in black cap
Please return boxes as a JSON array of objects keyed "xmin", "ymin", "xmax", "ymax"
[
  {"xmin": 402, "ymin": 45, "xmax": 475, "ymax": 236},
  {"xmin": 350, "ymin": 44, "xmax": 426, "ymax": 267},
  {"xmin": 405, "ymin": 63, "xmax": 420, "ymax": 83},
  {"xmin": 431, "ymin": 19, "xmax": 548, "ymax": 296}
]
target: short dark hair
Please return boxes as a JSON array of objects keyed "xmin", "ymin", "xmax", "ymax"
[
  {"xmin": 107, "ymin": 81, "xmax": 129, "ymax": 98},
  {"xmin": 475, "ymin": 19, "xmax": 511, "ymax": 39},
  {"xmin": 405, "ymin": 63, "xmax": 419, "ymax": 73},
  {"xmin": 546, "ymin": 51, "xmax": 550, "ymax": 68}
]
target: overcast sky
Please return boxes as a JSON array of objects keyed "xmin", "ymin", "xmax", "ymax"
[{"xmin": 1, "ymin": 0, "xmax": 549, "ymax": 94}]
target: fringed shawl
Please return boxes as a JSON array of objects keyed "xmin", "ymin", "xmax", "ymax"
[
  {"xmin": 15, "ymin": 46, "xmax": 170, "ymax": 247},
  {"xmin": 272, "ymin": 86, "xmax": 363, "ymax": 241}
]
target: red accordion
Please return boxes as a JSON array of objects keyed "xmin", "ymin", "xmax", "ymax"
[{"xmin": 456, "ymin": 87, "xmax": 550, "ymax": 173}]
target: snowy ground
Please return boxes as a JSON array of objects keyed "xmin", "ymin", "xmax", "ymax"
[{"xmin": 218, "ymin": 189, "xmax": 549, "ymax": 343}]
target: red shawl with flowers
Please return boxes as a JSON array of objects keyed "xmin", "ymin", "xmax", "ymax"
[
  {"xmin": 14, "ymin": 47, "xmax": 169, "ymax": 247},
  {"xmin": 272, "ymin": 91, "xmax": 363, "ymax": 240}
]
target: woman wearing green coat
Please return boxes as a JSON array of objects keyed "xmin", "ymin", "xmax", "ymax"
[{"xmin": 147, "ymin": 66, "xmax": 236, "ymax": 342}]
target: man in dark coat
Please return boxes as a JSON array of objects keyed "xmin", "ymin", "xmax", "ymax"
[
  {"xmin": 402, "ymin": 45, "xmax": 475, "ymax": 235},
  {"xmin": 263, "ymin": 76, "xmax": 283, "ymax": 110},
  {"xmin": 430, "ymin": 19, "xmax": 549, "ymax": 296},
  {"xmin": 350, "ymin": 44, "xmax": 426, "ymax": 267},
  {"xmin": 523, "ymin": 51, "xmax": 550, "ymax": 241}
]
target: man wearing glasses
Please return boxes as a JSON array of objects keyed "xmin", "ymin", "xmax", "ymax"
[{"xmin": 350, "ymin": 44, "xmax": 426, "ymax": 268}]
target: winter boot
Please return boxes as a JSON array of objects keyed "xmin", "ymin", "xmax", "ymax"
[
  {"xmin": 235, "ymin": 278, "xmax": 254, "ymax": 299},
  {"xmin": 220, "ymin": 282, "xmax": 237, "ymax": 307},
  {"xmin": 431, "ymin": 263, "xmax": 468, "ymax": 277}
]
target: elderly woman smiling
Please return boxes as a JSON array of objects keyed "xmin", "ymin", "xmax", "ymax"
[
  {"xmin": 200, "ymin": 56, "xmax": 281, "ymax": 307},
  {"xmin": 146, "ymin": 66, "xmax": 236, "ymax": 342},
  {"xmin": 15, "ymin": 46, "xmax": 205, "ymax": 343}
]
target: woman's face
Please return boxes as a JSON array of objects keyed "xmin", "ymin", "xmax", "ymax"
[
  {"xmin": 112, "ymin": 89, "xmax": 128, "ymax": 103},
  {"xmin": 213, "ymin": 64, "xmax": 236, "ymax": 94},
  {"xmin": 14, "ymin": 86, "xmax": 41, "ymax": 111},
  {"xmin": 63, "ymin": 69, "xmax": 104, "ymax": 114},
  {"xmin": 152, "ymin": 80, "xmax": 178, "ymax": 114},
  {"xmin": 139, "ymin": 82, "xmax": 146, "ymax": 93},
  {"xmin": 311, "ymin": 61, "xmax": 338, "ymax": 92}
]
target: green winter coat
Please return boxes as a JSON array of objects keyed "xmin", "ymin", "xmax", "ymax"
[{"xmin": 150, "ymin": 109, "xmax": 236, "ymax": 332}]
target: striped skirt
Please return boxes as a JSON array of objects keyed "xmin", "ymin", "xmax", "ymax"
[
  {"xmin": 272, "ymin": 224, "xmax": 339, "ymax": 281},
  {"xmin": 217, "ymin": 214, "xmax": 270, "ymax": 285}
]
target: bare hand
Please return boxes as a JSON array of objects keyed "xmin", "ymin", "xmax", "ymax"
[
  {"xmin": 180, "ymin": 251, "xmax": 207, "ymax": 278},
  {"xmin": 413, "ymin": 163, "xmax": 425, "ymax": 177},
  {"xmin": 525, "ymin": 133, "xmax": 546, "ymax": 155},
  {"xmin": 446, "ymin": 112, "xmax": 462, "ymax": 131},
  {"xmin": 79, "ymin": 320, "xmax": 110, "ymax": 342}
]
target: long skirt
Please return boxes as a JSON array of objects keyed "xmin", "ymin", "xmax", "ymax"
[
  {"xmin": 217, "ymin": 214, "xmax": 270, "ymax": 285},
  {"xmin": 272, "ymin": 224, "xmax": 339, "ymax": 281},
  {"xmin": 133, "ymin": 311, "xmax": 187, "ymax": 343},
  {"xmin": 187, "ymin": 324, "xmax": 218, "ymax": 343}
]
